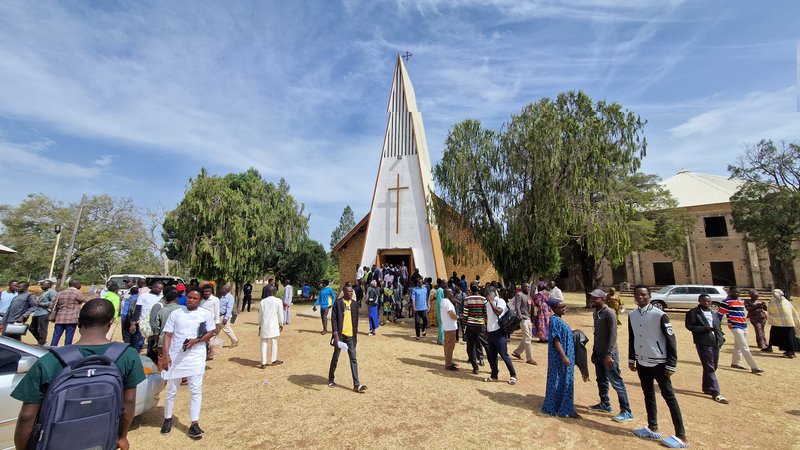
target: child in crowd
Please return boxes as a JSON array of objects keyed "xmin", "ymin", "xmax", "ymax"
[{"xmin": 382, "ymin": 283, "xmax": 394, "ymax": 324}]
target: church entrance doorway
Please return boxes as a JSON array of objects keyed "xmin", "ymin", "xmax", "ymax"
[{"xmin": 376, "ymin": 248, "xmax": 414, "ymax": 282}]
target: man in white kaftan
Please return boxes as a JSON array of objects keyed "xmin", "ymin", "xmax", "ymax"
[
  {"xmin": 259, "ymin": 285, "xmax": 285, "ymax": 368},
  {"xmin": 161, "ymin": 288, "xmax": 216, "ymax": 439},
  {"xmin": 282, "ymin": 280, "xmax": 293, "ymax": 325}
]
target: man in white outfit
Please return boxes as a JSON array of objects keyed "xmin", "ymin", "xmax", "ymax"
[
  {"xmin": 160, "ymin": 288, "xmax": 216, "ymax": 439},
  {"xmin": 548, "ymin": 280, "xmax": 564, "ymax": 301},
  {"xmin": 259, "ymin": 285, "xmax": 284, "ymax": 368},
  {"xmin": 282, "ymin": 280, "xmax": 293, "ymax": 325},
  {"xmin": 199, "ymin": 284, "xmax": 220, "ymax": 359}
]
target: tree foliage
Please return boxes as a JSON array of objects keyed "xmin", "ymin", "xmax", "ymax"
[
  {"xmin": 434, "ymin": 91, "xmax": 647, "ymax": 284},
  {"xmin": 569, "ymin": 172, "xmax": 692, "ymax": 297},
  {"xmin": 330, "ymin": 205, "xmax": 356, "ymax": 250},
  {"xmin": 729, "ymin": 139, "xmax": 800, "ymax": 295},
  {"xmin": 163, "ymin": 168, "xmax": 309, "ymax": 286},
  {"xmin": 274, "ymin": 238, "xmax": 328, "ymax": 288},
  {"xmin": 0, "ymin": 194, "xmax": 160, "ymax": 283}
]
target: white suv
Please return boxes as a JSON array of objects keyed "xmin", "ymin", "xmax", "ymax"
[{"xmin": 649, "ymin": 285, "xmax": 727, "ymax": 311}]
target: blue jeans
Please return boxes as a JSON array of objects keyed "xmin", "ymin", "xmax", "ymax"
[
  {"xmin": 487, "ymin": 329, "xmax": 516, "ymax": 378},
  {"xmin": 51, "ymin": 324, "xmax": 77, "ymax": 346},
  {"xmin": 121, "ymin": 323, "xmax": 144, "ymax": 352},
  {"xmin": 593, "ymin": 351, "xmax": 631, "ymax": 413}
]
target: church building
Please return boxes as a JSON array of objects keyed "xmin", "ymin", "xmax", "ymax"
[{"xmin": 332, "ymin": 54, "xmax": 498, "ymax": 284}]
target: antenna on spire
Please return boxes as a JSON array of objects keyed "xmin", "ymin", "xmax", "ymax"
[{"xmin": 402, "ymin": 51, "xmax": 412, "ymax": 62}]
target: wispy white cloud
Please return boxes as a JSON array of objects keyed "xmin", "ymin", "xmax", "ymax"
[
  {"xmin": 0, "ymin": 137, "xmax": 101, "ymax": 180},
  {"xmin": 0, "ymin": 0, "xmax": 796, "ymax": 247},
  {"xmin": 644, "ymin": 87, "xmax": 800, "ymax": 175}
]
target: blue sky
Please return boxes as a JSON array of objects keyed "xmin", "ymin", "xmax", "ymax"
[{"xmin": 1, "ymin": 1, "xmax": 798, "ymax": 249}]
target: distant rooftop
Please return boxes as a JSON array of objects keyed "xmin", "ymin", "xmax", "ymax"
[{"xmin": 662, "ymin": 170, "xmax": 744, "ymax": 208}]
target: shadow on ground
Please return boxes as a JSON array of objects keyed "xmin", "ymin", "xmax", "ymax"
[
  {"xmin": 475, "ymin": 389, "xmax": 631, "ymax": 437},
  {"xmin": 131, "ymin": 406, "xmax": 190, "ymax": 435},
  {"xmin": 287, "ymin": 374, "xmax": 328, "ymax": 391},
  {"xmin": 397, "ymin": 356, "xmax": 476, "ymax": 380},
  {"xmin": 228, "ymin": 356, "xmax": 261, "ymax": 368},
  {"xmin": 383, "ymin": 332, "xmax": 441, "ymax": 345}
]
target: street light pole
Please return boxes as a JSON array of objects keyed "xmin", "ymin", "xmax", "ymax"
[
  {"xmin": 59, "ymin": 194, "xmax": 87, "ymax": 288},
  {"xmin": 47, "ymin": 225, "xmax": 62, "ymax": 281}
]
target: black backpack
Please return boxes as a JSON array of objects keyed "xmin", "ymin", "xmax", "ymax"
[
  {"xmin": 32, "ymin": 342, "xmax": 129, "ymax": 450},
  {"xmin": 498, "ymin": 308, "xmax": 521, "ymax": 335}
]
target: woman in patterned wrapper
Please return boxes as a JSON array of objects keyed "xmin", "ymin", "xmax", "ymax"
[{"xmin": 542, "ymin": 297, "xmax": 580, "ymax": 419}]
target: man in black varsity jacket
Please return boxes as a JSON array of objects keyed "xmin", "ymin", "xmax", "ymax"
[
  {"xmin": 685, "ymin": 293, "xmax": 728, "ymax": 404},
  {"xmin": 628, "ymin": 285, "xmax": 688, "ymax": 449}
]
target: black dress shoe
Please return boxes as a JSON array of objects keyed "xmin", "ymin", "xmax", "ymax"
[
  {"xmin": 160, "ymin": 418, "xmax": 172, "ymax": 434},
  {"xmin": 188, "ymin": 422, "xmax": 204, "ymax": 439}
]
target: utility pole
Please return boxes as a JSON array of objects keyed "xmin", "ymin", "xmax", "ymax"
[
  {"xmin": 47, "ymin": 225, "xmax": 62, "ymax": 281},
  {"xmin": 59, "ymin": 194, "xmax": 87, "ymax": 288}
]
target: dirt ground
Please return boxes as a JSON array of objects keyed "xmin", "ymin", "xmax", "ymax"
[{"xmin": 109, "ymin": 293, "xmax": 799, "ymax": 449}]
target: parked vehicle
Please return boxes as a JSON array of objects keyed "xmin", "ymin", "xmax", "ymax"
[
  {"xmin": 649, "ymin": 285, "xmax": 727, "ymax": 311},
  {"xmin": 0, "ymin": 336, "xmax": 163, "ymax": 449}
]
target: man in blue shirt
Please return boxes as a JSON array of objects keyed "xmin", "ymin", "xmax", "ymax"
[
  {"xmin": 218, "ymin": 285, "xmax": 239, "ymax": 347},
  {"xmin": 313, "ymin": 280, "xmax": 336, "ymax": 335},
  {"xmin": 0, "ymin": 280, "xmax": 18, "ymax": 320},
  {"xmin": 411, "ymin": 278, "xmax": 429, "ymax": 340}
]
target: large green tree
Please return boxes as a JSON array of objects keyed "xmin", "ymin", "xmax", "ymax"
[
  {"xmin": 0, "ymin": 194, "xmax": 160, "ymax": 283},
  {"xmin": 163, "ymin": 168, "xmax": 309, "ymax": 287},
  {"xmin": 274, "ymin": 238, "xmax": 328, "ymax": 288},
  {"xmin": 729, "ymin": 139, "xmax": 800, "ymax": 296},
  {"xmin": 569, "ymin": 172, "xmax": 692, "ymax": 303},
  {"xmin": 330, "ymin": 205, "xmax": 356, "ymax": 250},
  {"xmin": 434, "ymin": 91, "xmax": 647, "ymax": 285}
]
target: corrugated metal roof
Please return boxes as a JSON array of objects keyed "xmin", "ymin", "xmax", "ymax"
[{"xmin": 662, "ymin": 170, "xmax": 744, "ymax": 208}]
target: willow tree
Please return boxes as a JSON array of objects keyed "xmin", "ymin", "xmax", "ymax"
[
  {"xmin": 729, "ymin": 139, "xmax": 800, "ymax": 296},
  {"xmin": 163, "ymin": 168, "xmax": 309, "ymax": 287},
  {"xmin": 433, "ymin": 91, "xmax": 646, "ymax": 285}
]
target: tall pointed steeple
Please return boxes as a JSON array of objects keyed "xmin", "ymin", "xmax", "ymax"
[{"xmin": 360, "ymin": 54, "xmax": 446, "ymax": 279}]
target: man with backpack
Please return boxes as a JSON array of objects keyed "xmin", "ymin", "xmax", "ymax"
[{"xmin": 12, "ymin": 298, "xmax": 145, "ymax": 450}]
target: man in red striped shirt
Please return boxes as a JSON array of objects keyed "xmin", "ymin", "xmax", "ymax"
[
  {"xmin": 717, "ymin": 289, "xmax": 764, "ymax": 374},
  {"xmin": 463, "ymin": 284, "xmax": 487, "ymax": 375}
]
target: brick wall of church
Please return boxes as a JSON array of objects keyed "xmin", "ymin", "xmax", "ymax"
[
  {"xmin": 335, "ymin": 227, "xmax": 367, "ymax": 287},
  {"xmin": 441, "ymin": 226, "xmax": 500, "ymax": 283}
]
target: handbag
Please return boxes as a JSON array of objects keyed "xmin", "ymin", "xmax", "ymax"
[
  {"xmin": 48, "ymin": 303, "xmax": 58, "ymax": 323},
  {"xmin": 3, "ymin": 322, "xmax": 29, "ymax": 336}
]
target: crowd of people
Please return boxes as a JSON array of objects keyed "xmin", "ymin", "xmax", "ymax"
[
  {"xmin": 2, "ymin": 272, "xmax": 799, "ymax": 448},
  {"xmin": 312, "ymin": 265, "xmax": 800, "ymax": 450}
]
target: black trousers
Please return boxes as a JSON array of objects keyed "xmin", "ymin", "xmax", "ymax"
[
  {"xmin": 414, "ymin": 311, "xmax": 428, "ymax": 337},
  {"xmin": 636, "ymin": 363, "xmax": 685, "ymax": 439},
  {"xmin": 465, "ymin": 325, "xmax": 483, "ymax": 370},
  {"xmin": 241, "ymin": 295, "xmax": 252, "ymax": 312},
  {"xmin": 30, "ymin": 315, "xmax": 49, "ymax": 346},
  {"xmin": 696, "ymin": 345, "xmax": 720, "ymax": 396}
]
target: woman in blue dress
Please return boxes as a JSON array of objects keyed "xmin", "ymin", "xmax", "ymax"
[{"xmin": 542, "ymin": 298, "xmax": 581, "ymax": 419}]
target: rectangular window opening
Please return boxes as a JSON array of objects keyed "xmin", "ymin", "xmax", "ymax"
[{"xmin": 704, "ymin": 216, "xmax": 728, "ymax": 237}]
